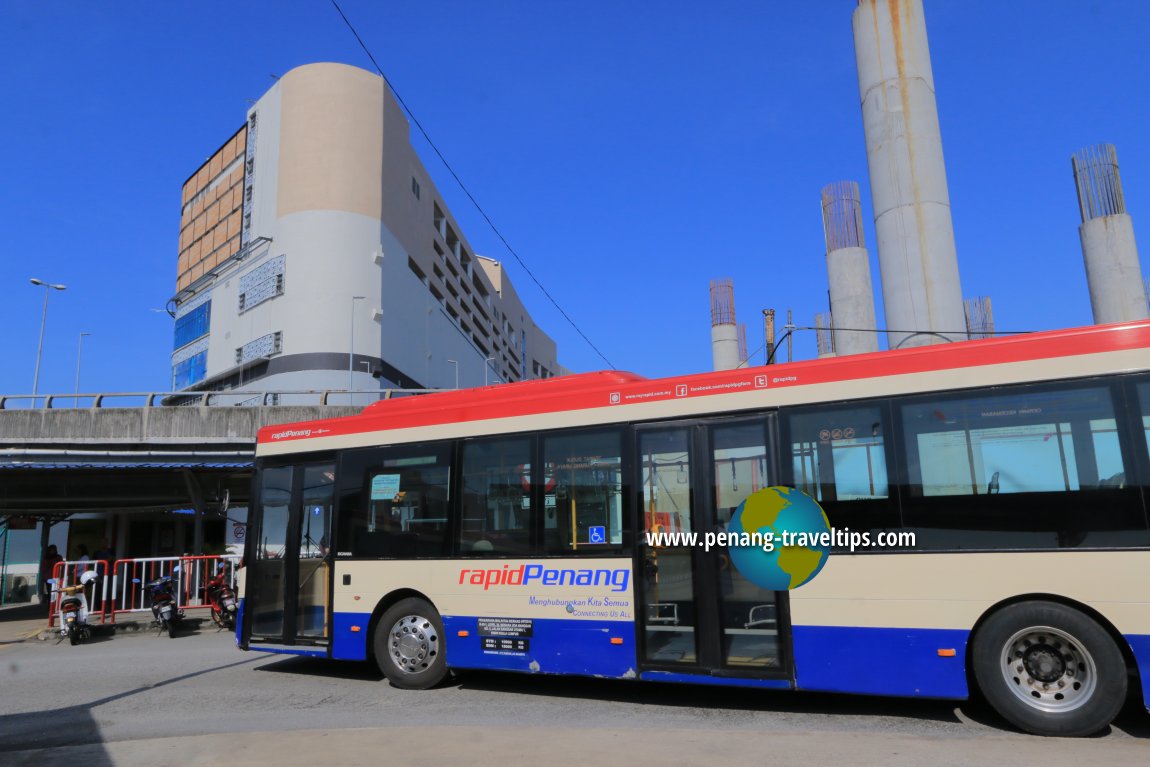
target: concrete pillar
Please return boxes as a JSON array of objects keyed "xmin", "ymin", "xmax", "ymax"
[
  {"xmin": 710, "ymin": 279, "xmax": 740, "ymax": 371},
  {"xmin": 1072, "ymin": 144, "xmax": 1148, "ymax": 324},
  {"xmin": 822, "ymin": 181, "xmax": 880, "ymax": 355},
  {"xmin": 853, "ymin": 0, "xmax": 966, "ymax": 349},
  {"xmin": 711, "ymin": 325, "xmax": 740, "ymax": 372}
]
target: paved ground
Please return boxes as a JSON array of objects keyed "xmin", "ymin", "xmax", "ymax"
[
  {"xmin": 4, "ymin": 725, "xmax": 1150, "ymax": 767},
  {"xmin": 0, "ymin": 600, "xmax": 55, "ymax": 643},
  {"xmin": 2, "ymin": 601, "xmax": 1148, "ymax": 767}
]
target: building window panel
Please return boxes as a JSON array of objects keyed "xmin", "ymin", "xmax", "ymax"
[
  {"xmin": 172, "ymin": 350, "xmax": 208, "ymax": 389},
  {"xmin": 237, "ymin": 331, "xmax": 283, "ymax": 364},
  {"xmin": 408, "ymin": 257, "xmax": 428, "ymax": 285},
  {"xmin": 238, "ymin": 255, "xmax": 286, "ymax": 313},
  {"xmin": 173, "ymin": 299, "xmax": 212, "ymax": 350}
]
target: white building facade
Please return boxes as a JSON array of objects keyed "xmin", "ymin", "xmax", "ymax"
[{"xmin": 171, "ymin": 63, "xmax": 562, "ymax": 402}]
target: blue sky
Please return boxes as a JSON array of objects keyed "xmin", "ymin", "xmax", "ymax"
[{"xmin": 1, "ymin": 1, "xmax": 1148, "ymax": 397}]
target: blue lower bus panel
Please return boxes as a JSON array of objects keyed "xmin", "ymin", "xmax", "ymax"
[
  {"xmin": 334, "ymin": 613, "xmax": 637, "ymax": 678},
  {"xmin": 442, "ymin": 616, "xmax": 637, "ymax": 678},
  {"xmin": 792, "ymin": 625, "xmax": 970, "ymax": 698},
  {"xmin": 332, "ymin": 612, "xmax": 372, "ymax": 660},
  {"xmin": 1124, "ymin": 634, "xmax": 1150, "ymax": 710}
]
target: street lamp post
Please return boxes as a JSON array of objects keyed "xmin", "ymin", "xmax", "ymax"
[
  {"xmin": 29, "ymin": 278, "xmax": 67, "ymax": 408},
  {"xmin": 484, "ymin": 357, "xmax": 495, "ymax": 385},
  {"xmin": 349, "ymin": 295, "xmax": 365, "ymax": 404},
  {"xmin": 447, "ymin": 359, "xmax": 459, "ymax": 389},
  {"xmin": 74, "ymin": 332, "xmax": 91, "ymax": 407}
]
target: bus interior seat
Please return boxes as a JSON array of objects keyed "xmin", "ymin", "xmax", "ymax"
[
  {"xmin": 745, "ymin": 604, "xmax": 776, "ymax": 630},
  {"xmin": 647, "ymin": 603, "xmax": 680, "ymax": 625}
]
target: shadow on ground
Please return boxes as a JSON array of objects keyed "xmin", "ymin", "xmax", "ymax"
[{"xmin": 248, "ymin": 653, "xmax": 1149, "ymax": 739}]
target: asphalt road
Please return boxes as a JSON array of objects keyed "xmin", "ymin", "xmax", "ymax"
[{"xmin": 1, "ymin": 625, "xmax": 1148, "ymax": 766}]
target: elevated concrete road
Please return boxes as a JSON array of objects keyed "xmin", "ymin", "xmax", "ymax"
[
  {"xmin": 0, "ymin": 395, "xmax": 362, "ymax": 515},
  {"xmin": 0, "ymin": 402, "xmax": 360, "ymax": 448}
]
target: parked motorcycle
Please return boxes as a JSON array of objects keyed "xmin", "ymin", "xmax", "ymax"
[
  {"xmin": 50, "ymin": 570, "xmax": 98, "ymax": 646},
  {"xmin": 206, "ymin": 563, "xmax": 237, "ymax": 631},
  {"xmin": 143, "ymin": 568, "xmax": 183, "ymax": 638}
]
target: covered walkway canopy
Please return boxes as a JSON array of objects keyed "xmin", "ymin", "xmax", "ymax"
[{"xmin": 0, "ymin": 452, "xmax": 253, "ymax": 518}]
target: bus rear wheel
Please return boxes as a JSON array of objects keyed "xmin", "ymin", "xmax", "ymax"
[
  {"xmin": 972, "ymin": 600, "xmax": 1126, "ymax": 737},
  {"xmin": 374, "ymin": 598, "xmax": 446, "ymax": 690}
]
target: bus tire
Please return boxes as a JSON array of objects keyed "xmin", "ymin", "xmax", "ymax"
[
  {"xmin": 374, "ymin": 598, "xmax": 446, "ymax": 690},
  {"xmin": 971, "ymin": 600, "xmax": 1126, "ymax": 737}
]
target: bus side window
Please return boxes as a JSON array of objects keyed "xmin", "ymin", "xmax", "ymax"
[
  {"xmin": 460, "ymin": 437, "xmax": 535, "ymax": 555},
  {"xmin": 337, "ymin": 444, "xmax": 451, "ymax": 559},
  {"xmin": 543, "ymin": 429, "xmax": 626, "ymax": 553},
  {"xmin": 900, "ymin": 385, "xmax": 1121, "ymax": 497},
  {"xmin": 786, "ymin": 406, "xmax": 890, "ymax": 503},
  {"xmin": 897, "ymin": 382, "xmax": 1150, "ymax": 549},
  {"xmin": 784, "ymin": 404, "xmax": 895, "ymax": 544}
]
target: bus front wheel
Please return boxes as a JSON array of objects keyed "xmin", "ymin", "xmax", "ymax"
[
  {"xmin": 374, "ymin": 598, "xmax": 447, "ymax": 690},
  {"xmin": 972, "ymin": 600, "xmax": 1126, "ymax": 737}
]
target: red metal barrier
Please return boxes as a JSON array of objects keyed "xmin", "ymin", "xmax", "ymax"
[{"xmin": 48, "ymin": 555, "xmax": 240, "ymax": 628}]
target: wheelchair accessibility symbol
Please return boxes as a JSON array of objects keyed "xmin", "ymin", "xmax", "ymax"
[{"xmin": 588, "ymin": 525, "xmax": 606, "ymax": 544}]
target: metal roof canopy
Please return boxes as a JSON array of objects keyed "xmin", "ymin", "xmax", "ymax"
[{"xmin": 0, "ymin": 451, "xmax": 252, "ymax": 516}]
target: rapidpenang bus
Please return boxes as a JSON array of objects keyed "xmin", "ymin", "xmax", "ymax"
[{"xmin": 237, "ymin": 319, "xmax": 1150, "ymax": 737}]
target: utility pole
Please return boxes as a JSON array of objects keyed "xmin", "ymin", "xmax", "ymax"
[
  {"xmin": 30, "ymin": 278, "xmax": 67, "ymax": 406},
  {"xmin": 786, "ymin": 308, "xmax": 795, "ymax": 363},
  {"xmin": 763, "ymin": 309, "xmax": 775, "ymax": 365}
]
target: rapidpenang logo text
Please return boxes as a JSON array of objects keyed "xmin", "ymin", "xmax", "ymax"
[{"xmin": 458, "ymin": 563, "xmax": 630, "ymax": 593}]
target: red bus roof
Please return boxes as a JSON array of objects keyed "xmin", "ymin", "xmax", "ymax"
[{"xmin": 256, "ymin": 320, "xmax": 1150, "ymax": 447}]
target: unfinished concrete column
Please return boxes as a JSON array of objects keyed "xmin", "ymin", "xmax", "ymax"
[
  {"xmin": 710, "ymin": 279, "xmax": 739, "ymax": 371},
  {"xmin": 1072, "ymin": 143, "xmax": 1148, "ymax": 324},
  {"xmin": 822, "ymin": 181, "xmax": 879, "ymax": 355}
]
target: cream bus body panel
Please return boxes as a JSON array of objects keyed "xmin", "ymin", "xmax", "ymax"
[{"xmin": 791, "ymin": 551, "xmax": 1150, "ymax": 634}]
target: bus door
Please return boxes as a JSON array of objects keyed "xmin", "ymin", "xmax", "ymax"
[
  {"xmin": 245, "ymin": 461, "xmax": 335, "ymax": 648},
  {"xmin": 637, "ymin": 419, "xmax": 789, "ymax": 678}
]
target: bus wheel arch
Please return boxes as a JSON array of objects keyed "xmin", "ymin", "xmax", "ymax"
[
  {"xmin": 968, "ymin": 596, "xmax": 1132, "ymax": 736},
  {"xmin": 968, "ymin": 593, "xmax": 1142, "ymax": 698},
  {"xmin": 368, "ymin": 591, "xmax": 448, "ymax": 690}
]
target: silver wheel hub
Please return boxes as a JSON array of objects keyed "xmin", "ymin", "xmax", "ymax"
[
  {"xmin": 1001, "ymin": 625, "xmax": 1097, "ymax": 713},
  {"xmin": 388, "ymin": 614, "xmax": 439, "ymax": 675}
]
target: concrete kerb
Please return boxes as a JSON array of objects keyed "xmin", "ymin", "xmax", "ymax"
[
  {"xmin": 29, "ymin": 616, "xmax": 215, "ymax": 642},
  {"xmin": 0, "ymin": 602, "xmax": 216, "ymax": 644}
]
